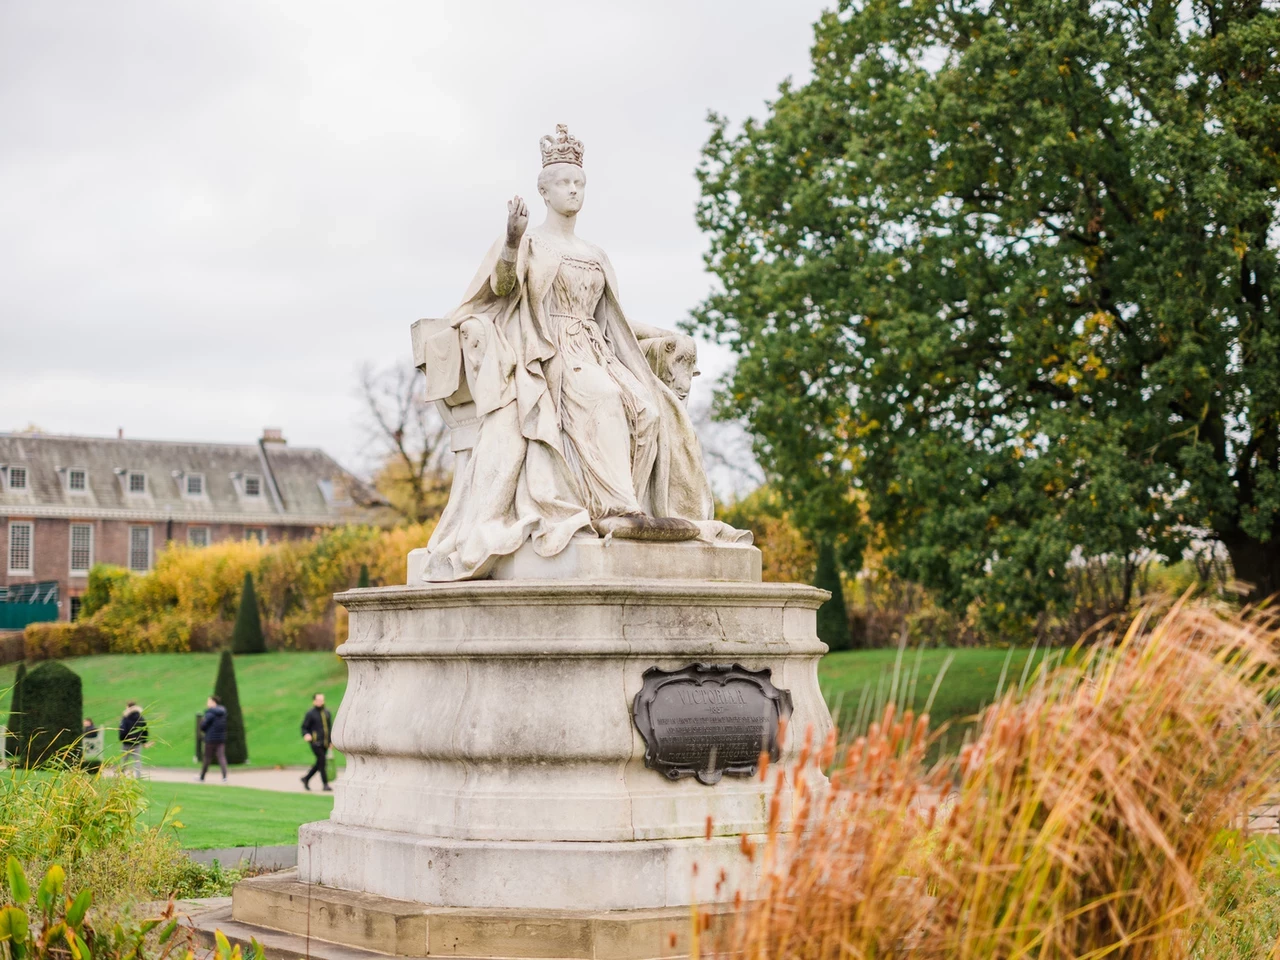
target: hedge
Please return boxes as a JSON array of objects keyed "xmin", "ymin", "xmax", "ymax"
[
  {"xmin": 19, "ymin": 660, "xmax": 83, "ymax": 767},
  {"xmin": 213, "ymin": 651, "xmax": 248, "ymax": 765},
  {"xmin": 82, "ymin": 522, "xmax": 431, "ymax": 655},
  {"xmin": 23, "ymin": 622, "xmax": 110, "ymax": 662},
  {"xmin": 0, "ymin": 632, "xmax": 23, "ymax": 666},
  {"xmin": 814, "ymin": 540, "xmax": 853, "ymax": 652},
  {"xmin": 231, "ymin": 573, "xmax": 266, "ymax": 655}
]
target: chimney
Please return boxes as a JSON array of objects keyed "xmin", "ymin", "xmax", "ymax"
[
  {"xmin": 261, "ymin": 427, "xmax": 286, "ymax": 444},
  {"xmin": 117, "ymin": 427, "xmax": 124, "ymax": 439}
]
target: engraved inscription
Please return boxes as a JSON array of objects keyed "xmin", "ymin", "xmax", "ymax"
[{"xmin": 632, "ymin": 663, "xmax": 793, "ymax": 785}]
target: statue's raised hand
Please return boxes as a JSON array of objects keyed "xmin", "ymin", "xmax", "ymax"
[{"xmin": 506, "ymin": 195, "xmax": 528, "ymax": 248}]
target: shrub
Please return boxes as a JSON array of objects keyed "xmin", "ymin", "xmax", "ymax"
[
  {"xmin": 230, "ymin": 573, "xmax": 266, "ymax": 654},
  {"xmin": 718, "ymin": 486, "xmax": 816, "ymax": 583},
  {"xmin": 18, "ymin": 661, "xmax": 83, "ymax": 767},
  {"xmin": 2, "ymin": 759, "xmax": 145, "ymax": 870},
  {"xmin": 80, "ymin": 563, "xmax": 135, "ymax": 618},
  {"xmin": 83, "ymin": 522, "xmax": 432, "ymax": 654},
  {"xmin": 0, "ymin": 632, "xmax": 22, "ymax": 666},
  {"xmin": 0, "ymin": 760, "xmax": 246, "ymax": 910},
  {"xmin": 0, "ymin": 857, "xmax": 264, "ymax": 960},
  {"xmin": 5, "ymin": 662, "xmax": 25, "ymax": 762},
  {"xmin": 813, "ymin": 540, "xmax": 852, "ymax": 651},
  {"xmin": 213, "ymin": 651, "xmax": 248, "ymax": 765},
  {"xmin": 728, "ymin": 598, "xmax": 1280, "ymax": 959},
  {"xmin": 22, "ymin": 621, "xmax": 109, "ymax": 662}
]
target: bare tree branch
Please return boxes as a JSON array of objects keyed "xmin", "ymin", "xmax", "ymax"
[{"xmin": 356, "ymin": 363, "xmax": 452, "ymax": 524}]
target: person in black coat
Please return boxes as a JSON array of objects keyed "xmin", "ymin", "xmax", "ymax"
[
  {"xmin": 198, "ymin": 695, "xmax": 228, "ymax": 783},
  {"xmin": 117, "ymin": 701, "xmax": 149, "ymax": 777},
  {"xmin": 301, "ymin": 693, "xmax": 333, "ymax": 791}
]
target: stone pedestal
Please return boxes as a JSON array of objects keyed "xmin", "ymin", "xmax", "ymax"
[{"xmin": 235, "ymin": 541, "xmax": 832, "ymax": 953}]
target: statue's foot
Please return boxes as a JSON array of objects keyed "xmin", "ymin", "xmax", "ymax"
[{"xmin": 593, "ymin": 514, "xmax": 700, "ymax": 542}]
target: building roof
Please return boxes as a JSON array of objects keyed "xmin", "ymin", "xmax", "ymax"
[{"xmin": 0, "ymin": 431, "xmax": 377, "ymax": 527}]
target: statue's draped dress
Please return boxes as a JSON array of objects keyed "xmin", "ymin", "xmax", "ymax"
[{"xmin": 543, "ymin": 243, "xmax": 658, "ymax": 519}]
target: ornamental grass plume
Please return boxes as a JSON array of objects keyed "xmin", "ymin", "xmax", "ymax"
[{"xmin": 729, "ymin": 596, "xmax": 1280, "ymax": 960}]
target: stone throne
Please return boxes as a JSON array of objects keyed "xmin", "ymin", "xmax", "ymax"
[{"xmin": 222, "ymin": 125, "xmax": 833, "ymax": 960}]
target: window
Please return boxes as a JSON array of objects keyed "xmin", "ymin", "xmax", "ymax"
[
  {"xmin": 7, "ymin": 522, "xmax": 33, "ymax": 575},
  {"xmin": 185, "ymin": 473, "xmax": 204, "ymax": 496},
  {"xmin": 243, "ymin": 475, "xmax": 262, "ymax": 497},
  {"xmin": 69, "ymin": 596, "xmax": 82, "ymax": 622},
  {"xmin": 69, "ymin": 524, "xmax": 93, "ymax": 575},
  {"xmin": 8, "ymin": 467, "xmax": 27, "ymax": 490},
  {"xmin": 128, "ymin": 471, "xmax": 146, "ymax": 494},
  {"xmin": 128, "ymin": 526, "xmax": 152, "ymax": 571},
  {"xmin": 245, "ymin": 528, "xmax": 266, "ymax": 545},
  {"xmin": 68, "ymin": 469, "xmax": 87, "ymax": 492},
  {"xmin": 188, "ymin": 526, "xmax": 210, "ymax": 548}
]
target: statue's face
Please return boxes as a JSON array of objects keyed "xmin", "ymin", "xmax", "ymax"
[
  {"xmin": 665, "ymin": 344, "xmax": 700, "ymax": 403},
  {"xmin": 539, "ymin": 163, "xmax": 586, "ymax": 216}
]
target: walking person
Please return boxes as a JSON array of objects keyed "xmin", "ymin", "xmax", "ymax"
[
  {"xmin": 117, "ymin": 701, "xmax": 149, "ymax": 777},
  {"xmin": 198, "ymin": 695, "xmax": 228, "ymax": 783},
  {"xmin": 301, "ymin": 693, "xmax": 333, "ymax": 792}
]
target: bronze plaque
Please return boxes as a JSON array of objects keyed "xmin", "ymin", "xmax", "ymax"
[{"xmin": 632, "ymin": 663, "xmax": 793, "ymax": 785}]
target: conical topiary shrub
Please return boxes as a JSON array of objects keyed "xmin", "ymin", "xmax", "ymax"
[
  {"xmin": 20, "ymin": 660, "xmax": 83, "ymax": 767},
  {"xmin": 231, "ymin": 571, "xmax": 266, "ymax": 654},
  {"xmin": 213, "ymin": 650, "xmax": 248, "ymax": 764},
  {"xmin": 357, "ymin": 563, "xmax": 370, "ymax": 589},
  {"xmin": 814, "ymin": 540, "xmax": 853, "ymax": 652},
  {"xmin": 6, "ymin": 661, "xmax": 26, "ymax": 763}
]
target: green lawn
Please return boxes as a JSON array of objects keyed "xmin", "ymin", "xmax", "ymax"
[
  {"xmin": 819, "ymin": 647, "xmax": 1053, "ymax": 751},
  {"xmin": 140, "ymin": 781, "xmax": 334, "ymax": 850},
  {"xmin": 0, "ymin": 653, "xmax": 347, "ymax": 769}
]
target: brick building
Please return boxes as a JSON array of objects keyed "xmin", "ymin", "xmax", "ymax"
[{"xmin": 0, "ymin": 429, "xmax": 375, "ymax": 622}]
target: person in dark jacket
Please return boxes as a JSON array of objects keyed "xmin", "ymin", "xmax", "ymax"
[
  {"xmin": 198, "ymin": 695, "xmax": 228, "ymax": 783},
  {"xmin": 118, "ymin": 701, "xmax": 149, "ymax": 777},
  {"xmin": 301, "ymin": 693, "xmax": 333, "ymax": 791}
]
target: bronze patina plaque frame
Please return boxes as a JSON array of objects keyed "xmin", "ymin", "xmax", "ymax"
[{"xmin": 632, "ymin": 663, "xmax": 793, "ymax": 785}]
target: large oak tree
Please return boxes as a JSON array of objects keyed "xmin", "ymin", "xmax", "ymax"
[{"xmin": 696, "ymin": 0, "xmax": 1280, "ymax": 631}]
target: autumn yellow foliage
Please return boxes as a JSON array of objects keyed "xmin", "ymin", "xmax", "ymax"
[{"xmin": 80, "ymin": 523, "xmax": 434, "ymax": 653}]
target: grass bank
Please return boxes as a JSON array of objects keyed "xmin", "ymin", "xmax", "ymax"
[
  {"xmin": 141, "ymin": 781, "xmax": 334, "ymax": 849},
  {"xmin": 818, "ymin": 646, "xmax": 1050, "ymax": 750},
  {"xmin": 0, "ymin": 652, "xmax": 346, "ymax": 769}
]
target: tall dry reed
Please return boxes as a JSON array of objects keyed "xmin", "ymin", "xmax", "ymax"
[{"xmin": 729, "ymin": 597, "xmax": 1280, "ymax": 959}]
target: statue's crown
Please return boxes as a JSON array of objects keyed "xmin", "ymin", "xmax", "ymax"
[{"xmin": 539, "ymin": 124, "xmax": 584, "ymax": 168}]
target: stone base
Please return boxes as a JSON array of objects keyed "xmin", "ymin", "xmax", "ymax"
[
  {"xmin": 407, "ymin": 538, "xmax": 761, "ymax": 584},
  {"xmin": 305, "ymin": 545, "xmax": 831, "ymax": 916},
  {"xmin": 228, "ymin": 870, "xmax": 732, "ymax": 960},
  {"xmin": 298, "ymin": 821, "xmax": 759, "ymax": 912}
]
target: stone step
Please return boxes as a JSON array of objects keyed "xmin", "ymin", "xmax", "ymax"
[
  {"xmin": 187, "ymin": 903, "xmax": 395, "ymax": 960},
  {"xmin": 227, "ymin": 871, "xmax": 727, "ymax": 960}
]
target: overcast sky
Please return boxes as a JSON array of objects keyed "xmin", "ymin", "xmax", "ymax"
[{"xmin": 0, "ymin": 1, "xmax": 829, "ymax": 480}]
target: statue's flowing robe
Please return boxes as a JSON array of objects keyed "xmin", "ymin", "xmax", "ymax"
[{"xmin": 421, "ymin": 232, "xmax": 717, "ymax": 581}]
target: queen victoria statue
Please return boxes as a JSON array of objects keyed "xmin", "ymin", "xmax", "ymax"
[{"xmin": 412, "ymin": 125, "xmax": 747, "ymax": 581}]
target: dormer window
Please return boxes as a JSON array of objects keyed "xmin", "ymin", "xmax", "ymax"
[
  {"xmin": 68, "ymin": 468, "xmax": 87, "ymax": 492},
  {"xmin": 185, "ymin": 473, "xmax": 204, "ymax": 496},
  {"xmin": 243, "ymin": 475, "xmax": 262, "ymax": 497},
  {"xmin": 8, "ymin": 466, "xmax": 27, "ymax": 491},
  {"xmin": 128, "ymin": 471, "xmax": 147, "ymax": 494}
]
